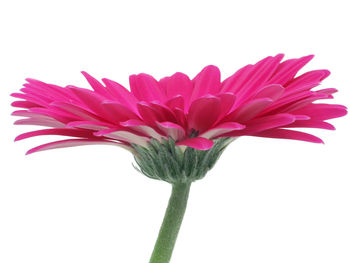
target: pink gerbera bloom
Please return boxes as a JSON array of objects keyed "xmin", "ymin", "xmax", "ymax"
[
  {"xmin": 11, "ymin": 54, "xmax": 347, "ymax": 263},
  {"xmin": 12, "ymin": 54, "xmax": 346, "ymax": 154}
]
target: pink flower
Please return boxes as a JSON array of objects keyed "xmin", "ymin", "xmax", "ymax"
[{"xmin": 12, "ymin": 54, "xmax": 347, "ymax": 154}]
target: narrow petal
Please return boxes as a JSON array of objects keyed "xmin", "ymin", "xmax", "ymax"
[
  {"xmin": 224, "ymin": 98, "xmax": 273, "ymax": 122},
  {"xmin": 102, "ymin": 78, "xmax": 138, "ymax": 111},
  {"xmin": 156, "ymin": 121, "xmax": 186, "ymax": 141},
  {"xmin": 286, "ymin": 120, "xmax": 335, "ymax": 130},
  {"xmin": 129, "ymin": 73, "xmax": 165, "ymax": 102},
  {"xmin": 223, "ymin": 114, "xmax": 296, "ymax": 137},
  {"xmin": 101, "ymin": 101, "xmax": 139, "ymax": 122},
  {"xmin": 81, "ymin": 71, "xmax": 110, "ymax": 98},
  {"xmin": 15, "ymin": 128, "xmax": 94, "ymax": 141},
  {"xmin": 66, "ymin": 121, "xmax": 114, "ymax": 130},
  {"xmin": 254, "ymin": 129, "xmax": 324, "ymax": 143},
  {"xmin": 162, "ymin": 72, "xmax": 192, "ymax": 108},
  {"xmin": 94, "ymin": 128, "xmax": 150, "ymax": 147},
  {"xmin": 166, "ymin": 95, "xmax": 185, "ymax": 110},
  {"xmin": 234, "ymin": 54, "xmax": 284, "ymax": 102},
  {"xmin": 187, "ymin": 96, "xmax": 221, "ymax": 132},
  {"xmin": 14, "ymin": 118, "xmax": 65, "ymax": 128},
  {"xmin": 11, "ymin": 101, "xmax": 40, "ymax": 109},
  {"xmin": 176, "ymin": 137, "xmax": 214, "ymax": 150},
  {"xmin": 217, "ymin": 93, "xmax": 236, "ymax": 118},
  {"xmin": 120, "ymin": 119, "xmax": 165, "ymax": 140},
  {"xmin": 268, "ymin": 55, "xmax": 314, "ymax": 85},
  {"xmin": 26, "ymin": 139, "xmax": 124, "ymax": 155},
  {"xmin": 253, "ymin": 84, "xmax": 284, "ymax": 101},
  {"xmin": 291, "ymin": 104, "xmax": 347, "ymax": 120},
  {"xmin": 191, "ymin": 65, "xmax": 220, "ymax": 102},
  {"xmin": 200, "ymin": 122, "xmax": 245, "ymax": 139}
]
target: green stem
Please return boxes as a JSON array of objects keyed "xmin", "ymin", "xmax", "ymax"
[{"xmin": 149, "ymin": 183, "xmax": 191, "ymax": 263}]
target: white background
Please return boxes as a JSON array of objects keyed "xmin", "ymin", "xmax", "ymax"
[{"xmin": 0, "ymin": 0, "xmax": 349, "ymax": 262}]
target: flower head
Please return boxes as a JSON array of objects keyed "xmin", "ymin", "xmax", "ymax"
[{"xmin": 12, "ymin": 54, "xmax": 347, "ymax": 181}]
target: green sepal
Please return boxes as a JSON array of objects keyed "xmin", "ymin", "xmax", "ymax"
[{"xmin": 132, "ymin": 137, "xmax": 232, "ymax": 184}]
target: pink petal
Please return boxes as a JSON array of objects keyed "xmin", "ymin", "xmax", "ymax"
[
  {"xmin": 217, "ymin": 93, "xmax": 236, "ymax": 118},
  {"xmin": 26, "ymin": 139, "xmax": 124, "ymax": 155},
  {"xmin": 176, "ymin": 137, "xmax": 214, "ymax": 150},
  {"xmin": 94, "ymin": 128, "xmax": 150, "ymax": 147},
  {"xmin": 161, "ymin": 72, "xmax": 192, "ymax": 108},
  {"xmin": 291, "ymin": 103, "xmax": 347, "ymax": 120},
  {"xmin": 81, "ymin": 71, "xmax": 110, "ymax": 98},
  {"xmin": 149, "ymin": 102, "xmax": 177, "ymax": 123},
  {"xmin": 129, "ymin": 73, "xmax": 165, "ymax": 102},
  {"xmin": 191, "ymin": 65, "xmax": 220, "ymax": 102},
  {"xmin": 224, "ymin": 114, "xmax": 296, "ymax": 137},
  {"xmin": 268, "ymin": 55, "xmax": 314, "ymax": 85},
  {"xmin": 284, "ymin": 69, "xmax": 330, "ymax": 95},
  {"xmin": 101, "ymin": 101, "xmax": 139, "ymax": 122},
  {"xmin": 120, "ymin": 119, "xmax": 165, "ymax": 140},
  {"xmin": 234, "ymin": 54, "xmax": 284, "ymax": 103},
  {"xmin": 166, "ymin": 95, "xmax": 185, "ymax": 110},
  {"xmin": 200, "ymin": 122, "xmax": 245, "ymax": 139},
  {"xmin": 11, "ymin": 101, "xmax": 40, "ymax": 109},
  {"xmin": 187, "ymin": 96, "xmax": 221, "ymax": 132},
  {"xmin": 156, "ymin": 121, "xmax": 186, "ymax": 141},
  {"xmin": 137, "ymin": 102, "xmax": 160, "ymax": 125},
  {"xmin": 224, "ymin": 98, "xmax": 273, "ymax": 122},
  {"xmin": 253, "ymin": 84, "xmax": 284, "ymax": 101},
  {"xmin": 14, "ymin": 118, "xmax": 65, "ymax": 128},
  {"xmin": 102, "ymin": 78, "xmax": 138, "ymax": 111},
  {"xmin": 254, "ymin": 129, "xmax": 324, "ymax": 143},
  {"xmin": 221, "ymin": 64, "xmax": 253, "ymax": 93},
  {"xmin": 12, "ymin": 110, "xmax": 54, "ymax": 119},
  {"xmin": 51, "ymin": 101, "xmax": 102, "ymax": 122},
  {"xmin": 15, "ymin": 128, "xmax": 94, "ymax": 141},
  {"xmin": 69, "ymin": 86, "xmax": 106, "ymax": 116},
  {"xmin": 65, "ymin": 121, "xmax": 114, "ymax": 130},
  {"xmin": 286, "ymin": 120, "xmax": 335, "ymax": 130}
]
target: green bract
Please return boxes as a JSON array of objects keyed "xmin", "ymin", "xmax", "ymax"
[{"xmin": 132, "ymin": 137, "xmax": 233, "ymax": 184}]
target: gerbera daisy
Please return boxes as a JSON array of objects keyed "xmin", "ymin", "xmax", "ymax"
[{"xmin": 12, "ymin": 54, "xmax": 347, "ymax": 263}]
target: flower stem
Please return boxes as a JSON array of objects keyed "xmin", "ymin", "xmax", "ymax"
[{"xmin": 149, "ymin": 182, "xmax": 191, "ymax": 263}]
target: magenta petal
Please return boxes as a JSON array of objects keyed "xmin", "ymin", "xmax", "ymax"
[
  {"xmin": 81, "ymin": 71, "xmax": 109, "ymax": 98},
  {"xmin": 15, "ymin": 128, "xmax": 94, "ymax": 141},
  {"xmin": 14, "ymin": 118, "xmax": 65, "ymax": 128},
  {"xmin": 101, "ymin": 101, "xmax": 139, "ymax": 122},
  {"xmin": 191, "ymin": 65, "xmax": 220, "ymax": 102},
  {"xmin": 234, "ymin": 54, "xmax": 284, "ymax": 102},
  {"xmin": 129, "ymin": 73, "xmax": 165, "ymax": 102},
  {"xmin": 268, "ymin": 55, "xmax": 314, "ymax": 85},
  {"xmin": 254, "ymin": 129, "xmax": 324, "ymax": 143},
  {"xmin": 200, "ymin": 122, "xmax": 245, "ymax": 139},
  {"xmin": 102, "ymin": 78, "xmax": 138, "ymax": 111},
  {"xmin": 226, "ymin": 98, "xmax": 273, "ymax": 122},
  {"xmin": 65, "ymin": 121, "xmax": 113, "ymax": 130},
  {"xmin": 291, "ymin": 103, "xmax": 347, "ymax": 120},
  {"xmin": 162, "ymin": 72, "xmax": 192, "ymax": 106},
  {"xmin": 176, "ymin": 137, "xmax": 214, "ymax": 150},
  {"xmin": 156, "ymin": 121, "xmax": 186, "ymax": 141},
  {"xmin": 11, "ymin": 100, "xmax": 40, "ymax": 108},
  {"xmin": 254, "ymin": 84, "xmax": 284, "ymax": 101},
  {"xmin": 120, "ymin": 119, "xmax": 165, "ymax": 140},
  {"xmin": 217, "ymin": 93, "xmax": 236, "ymax": 117},
  {"xmin": 94, "ymin": 128, "xmax": 150, "ymax": 147},
  {"xmin": 286, "ymin": 120, "xmax": 335, "ymax": 130},
  {"xmin": 166, "ymin": 95, "xmax": 185, "ymax": 110},
  {"xmin": 224, "ymin": 114, "xmax": 296, "ymax": 137},
  {"xmin": 26, "ymin": 139, "xmax": 123, "ymax": 155},
  {"xmin": 187, "ymin": 96, "xmax": 221, "ymax": 132}
]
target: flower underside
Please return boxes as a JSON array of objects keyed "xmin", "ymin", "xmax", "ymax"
[
  {"xmin": 12, "ymin": 54, "xmax": 347, "ymax": 159},
  {"xmin": 133, "ymin": 137, "xmax": 233, "ymax": 183}
]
